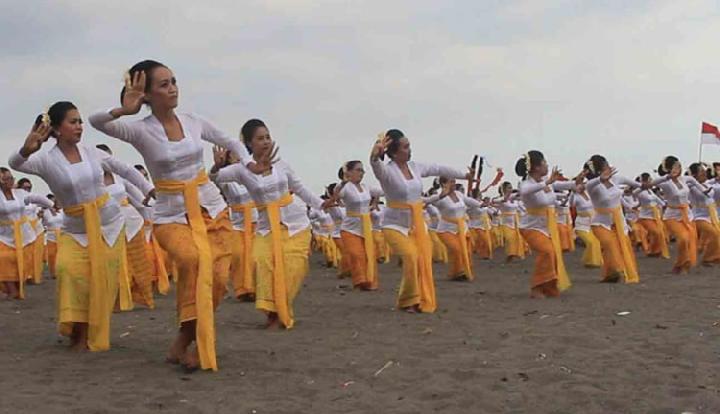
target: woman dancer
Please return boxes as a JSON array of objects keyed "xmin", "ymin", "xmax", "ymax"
[
  {"xmin": 0, "ymin": 168, "xmax": 53, "ymax": 298},
  {"xmin": 11, "ymin": 101, "xmax": 151, "ymax": 351},
  {"xmin": 516, "ymin": 151, "xmax": 575, "ymax": 298},
  {"xmin": 635, "ymin": 173, "xmax": 669, "ymax": 258},
  {"xmin": 89, "ymin": 60, "xmax": 259, "ymax": 370},
  {"xmin": 211, "ymin": 118, "xmax": 325, "ymax": 329},
  {"xmin": 371, "ymin": 129, "xmax": 471, "ymax": 312},
  {"xmin": 333, "ymin": 161, "xmax": 384, "ymax": 290}
]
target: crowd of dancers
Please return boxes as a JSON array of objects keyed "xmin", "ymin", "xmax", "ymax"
[{"xmin": 2, "ymin": 59, "xmax": 718, "ymax": 372}]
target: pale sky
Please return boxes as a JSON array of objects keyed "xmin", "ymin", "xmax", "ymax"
[{"xmin": 2, "ymin": 0, "xmax": 720, "ymax": 195}]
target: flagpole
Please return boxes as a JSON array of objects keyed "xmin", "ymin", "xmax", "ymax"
[{"xmin": 699, "ymin": 140, "xmax": 703, "ymax": 163}]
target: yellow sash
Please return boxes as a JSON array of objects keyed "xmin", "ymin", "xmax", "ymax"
[
  {"xmin": 63, "ymin": 193, "xmax": 112, "ymax": 351},
  {"xmin": 0, "ymin": 216, "xmax": 28, "ymax": 298},
  {"xmin": 525, "ymin": 207, "xmax": 571, "ymax": 291},
  {"xmin": 231, "ymin": 202, "xmax": 256, "ymax": 293},
  {"xmin": 595, "ymin": 207, "xmax": 640, "ymax": 283},
  {"xmin": 705, "ymin": 203, "xmax": 720, "ymax": 229},
  {"xmin": 144, "ymin": 219, "xmax": 169, "ymax": 295},
  {"xmin": 120, "ymin": 198, "xmax": 129, "ymax": 206},
  {"xmin": 346, "ymin": 211, "xmax": 378, "ymax": 286},
  {"xmin": 154, "ymin": 170, "xmax": 217, "ymax": 371},
  {"xmin": 502, "ymin": 212, "xmax": 527, "ymax": 256},
  {"xmin": 441, "ymin": 215, "xmax": 473, "ymax": 279},
  {"xmin": 642, "ymin": 205, "xmax": 670, "ymax": 258},
  {"xmin": 387, "ymin": 200, "xmax": 436, "ymax": 312},
  {"xmin": 255, "ymin": 193, "xmax": 295, "ymax": 328},
  {"xmin": 576, "ymin": 211, "xmax": 593, "ymax": 218},
  {"xmin": 480, "ymin": 214, "xmax": 494, "ymax": 256},
  {"xmin": 667, "ymin": 204, "xmax": 698, "ymax": 266}
]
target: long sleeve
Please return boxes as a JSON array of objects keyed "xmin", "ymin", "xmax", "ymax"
[
  {"xmin": 369, "ymin": 186, "xmax": 384, "ymax": 198},
  {"xmin": 9, "ymin": 150, "xmax": 44, "ymax": 176},
  {"xmin": 123, "ymin": 179, "xmax": 146, "ymax": 207},
  {"xmin": 519, "ymin": 181, "xmax": 546, "ymax": 196},
  {"xmin": 462, "ymin": 194, "xmax": 483, "ymax": 209},
  {"xmin": 370, "ymin": 158, "xmax": 387, "ymax": 184},
  {"xmin": 97, "ymin": 149, "xmax": 153, "ymax": 196},
  {"xmin": 416, "ymin": 162, "xmax": 465, "ymax": 179},
  {"xmin": 617, "ymin": 176, "xmax": 640, "ymax": 189},
  {"xmin": 88, "ymin": 110, "xmax": 140, "ymax": 144},
  {"xmin": 424, "ymin": 194, "xmax": 441, "ymax": 205},
  {"xmin": 196, "ymin": 115, "xmax": 252, "ymax": 166},
  {"xmin": 286, "ymin": 164, "xmax": 323, "ymax": 209},
  {"xmin": 24, "ymin": 193, "xmax": 54, "ymax": 209},
  {"xmin": 585, "ymin": 177, "xmax": 601, "ymax": 192},
  {"xmin": 214, "ymin": 163, "xmax": 253, "ymax": 189},
  {"xmin": 552, "ymin": 181, "xmax": 576, "ymax": 192}
]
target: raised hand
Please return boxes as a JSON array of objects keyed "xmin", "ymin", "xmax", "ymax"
[
  {"xmin": 600, "ymin": 166, "xmax": 617, "ymax": 183},
  {"xmin": 121, "ymin": 70, "xmax": 147, "ymax": 116},
  {"xmin": 547, "ymin": 166, "xmax": 561, "ymax": 185},
  {"xmin": 20, "ymin": 121, "xmax": 52, "ymax": 157},
  {"xmin": 371, "ymin": 133, "xmax": 390, "ymax": 161},
  {"xmin": 142, "ymin": 189, "xmax": 156, "ymax": 207},
  {"xmin": 574, "ymin": 170, "xmax": 587, "ymax": 186},
  {"xmin": 212, "ymin": 145, "xmax": 228, "ymax": 169},
  {"xmin": 251, "ymin": 142, "xmax": 279, "ymax": 174}
]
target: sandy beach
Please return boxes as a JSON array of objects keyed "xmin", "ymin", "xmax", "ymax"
[{"xmin": 2, "ymin": 248, "xmax": 720, "ymax": 414}]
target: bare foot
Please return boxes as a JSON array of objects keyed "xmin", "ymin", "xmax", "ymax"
[
  {"xmin": 69, "ymin": 342, "xmax": 88, "ymax": 352},
  {"xmin": 401, "ymin": 305, "xmax": 420, "ymax": 313},
  {"xmin": 166, "ymin": 339, "xmax": 186, "ymax": 365},
  {"xmin": 265, "ymin": 312, "xmax": 280, "ymax": 329},
  {"xmin": 530, "ymin": 288, "xmax": 546, "ymax": 299},
  {"xmin": 181, "ymin": 346, "xmax": 200, "ymax": 373}
]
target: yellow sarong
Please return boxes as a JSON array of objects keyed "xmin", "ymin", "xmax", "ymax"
[
  {"xmin": 346, "ymin": 211, "xmax": 378, "ymax": 287},
  {"xmin": 525, "ymin": 207, "xmax": 571, "ymax": 291},
  {"xmin": 231, "ymin": 202, "xmax": 256, "ymax": 296},
  {"xmin": 387, "ymin": 200, "xmax": 436, "ymax": 312},
  {"xmin": 440, "ymin": 215, "xmax": 473, "ymax": 280},
  {"xmin": 154, "ymin": 170, "xmax": 217, "ymax": 371},
  {"xmin": 595, "ymin": 207, "xmax": 639, "ymax": 283},
  {"xmin": 63, "ymin": 193, "xmax": 115, "ymax": 351},
  {"xmin": 0, "ymin": 216, "xmax": 28, "ymax": 298},
  {"xmin": 254, "ymin": 193, "xmax": 295, "ymax": 328}
]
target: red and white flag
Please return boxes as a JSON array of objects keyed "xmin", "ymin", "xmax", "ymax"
[{"xmin": 701, "ymin": 122, "xmax": 720, "ymax": 145}]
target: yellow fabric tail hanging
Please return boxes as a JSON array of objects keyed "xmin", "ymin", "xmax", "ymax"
[
  {"xmin": 440, "ymin": 215, "xmax": 473, "ymax": 280},
  {"xmin": 0, "ymin": 217, "xmax": 28, "ymax": 298},
  {"xmin": 63, "ymin": 193, "xmax": 112, "ymax": 351},
  {"xmin": 650, "ymin": 206, "xmax": 670, "ymax": 259},
  {"xmin": 347, "ymin": 211, "xmax": 378, "ymax": 287},
  {"xmin": 255, "ymin": 193, "xmax": 295, "ymax": 328},
  {"xmin": 154, "ymin": 170, "xmax": 217, "ymax": 371},
  {"xmin": 669, "ymin": 204, "xmax": 697, "ymax": 266},
  {"xmin": 596, "ymin": 207, "xmax": 640, "ymax": 283},
  {"xmin": 232, "ymin": 202, "xmax": 256, "ymax": 294},
  {"xmin": 387, "ymin": 200, "xmax": 436, "ymax": 312},
  {"xmin": 526, "ymin": 207, "xmax": 571, "ymax": 291},
  {"xmin": 482, "ymin": 213, "xmax": 494, "ymax": 258}
]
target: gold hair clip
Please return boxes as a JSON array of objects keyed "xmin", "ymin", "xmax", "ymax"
[
  {"xmin": 40, "ymin": 108, "xmax": 50, "ymax": 126},
  {"xmin": 585, "ymin": 160, "xmax": 595, "ymax": 174},
  {"xmin": 524, "ymin": 153, "xmax": 531, "ymax": 173}
]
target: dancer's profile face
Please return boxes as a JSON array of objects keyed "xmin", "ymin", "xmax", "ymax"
[
  {"xmin": 393, "ymin": 137, "xmax": 411, "ymax": 162},
  {"xmin": 0, "ymin": 171, "xmax": 14, "ymax": 192},
  {"xmin": 146, "ymin": 67, "xmax": 178, "ymax": 110},
  {"xmin": 249, "ymin": 126, "xmax": 273, "ymax": 156},
  {"xmin": 534, "ymin": 159, "xmax": 548, "ymax": 176},
  {"xmin": 54, "ymin": 109, "xmax": 83, "ymax": 145},
  {"xmin": 347, "ymin": 163, "xmax": 365, "ymax": 184}
]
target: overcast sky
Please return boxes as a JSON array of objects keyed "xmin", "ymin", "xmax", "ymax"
[{"xmin": 2, "ymin": 0, "xmax": 720, "ymax": 195}]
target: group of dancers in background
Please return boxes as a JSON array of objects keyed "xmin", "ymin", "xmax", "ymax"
[{"xmin": 2, "ymin": 59, "xmax": 718, "ymax": 372}]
